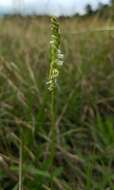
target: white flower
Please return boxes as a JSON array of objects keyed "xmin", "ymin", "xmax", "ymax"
[
  {"xmin": 52, "ymin": 68, "xmax": 59, "ymax": 78},
  {"xmin": 57, "ymin": 60, "xmax": 64, "ymax": 66},
  {"xmin": 57, "ymin": 49, "xmax": 64, "ymax": 64},
  {"xmin": 50, "ymin": 40, "xmax": 54, "ymax": 45},
  {"xmin": 58, "ymin": 53, "xmax": 64, "ymax": 60},
  {"xmin": 46, "ymin": 80, "xmax": 52, "ymax": 85},
  {"xmin": 47, "ymin": 17, "xmax": 64, "ymax": 92}
]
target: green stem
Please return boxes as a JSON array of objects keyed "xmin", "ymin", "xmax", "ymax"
[
  {"xmin": 49, "ymin": 88, "xmax": 57, "ymax": 189},
  {"xmin": 50, "ymin": 88, "xmax": 56, "ymax": 166}
]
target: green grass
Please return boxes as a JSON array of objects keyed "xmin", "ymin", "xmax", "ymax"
[{"xmin": 0, "ymin": 16, "xmax": 114, "ymax": 190}]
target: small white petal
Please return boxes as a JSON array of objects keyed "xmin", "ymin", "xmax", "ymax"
[{"xmin": 57, "ymin": 60, "xmax": 64, "ymax": 66}]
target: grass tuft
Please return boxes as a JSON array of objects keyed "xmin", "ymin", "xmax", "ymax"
[{"xmin": 0, "ymin": 16, "xmax": 114, "ymax": 189}]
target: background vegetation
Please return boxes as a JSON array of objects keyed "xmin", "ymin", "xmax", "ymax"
[
  {"xmin": 0, "ymin": 4, "xmax": 114, "ymax": 189},
  {"xmin": 78, "ymin": 0, "xmax": 114, "ymax": 19}
]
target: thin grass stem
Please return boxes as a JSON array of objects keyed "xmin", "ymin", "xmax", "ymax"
[{"xmin": 19, "ymin": 128, "xmax": 23, "ymax": 190}]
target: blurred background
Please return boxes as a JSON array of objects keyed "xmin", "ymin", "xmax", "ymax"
[
  {"xmin": 0, "ymin": 1, "xmax": 114, "ymax": 190},
  {"xmin": 0, "ymin": 0, "xmax": 112, "ymax": 16}
]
